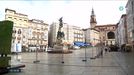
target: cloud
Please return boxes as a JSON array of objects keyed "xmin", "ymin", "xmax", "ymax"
[{"xmin": 0, "ymin": 0, "xmax": 127, "ymax": 28}]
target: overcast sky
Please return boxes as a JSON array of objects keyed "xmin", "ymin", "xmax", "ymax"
[{"xmin": 0, "ymin": 0, "xmax": 127, "ymax": 28}]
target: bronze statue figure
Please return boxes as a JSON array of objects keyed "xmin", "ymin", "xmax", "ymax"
[
  {"xmin": 57, "ymin": 17, "xmax": 64, "ymax": 41},
  {"xmin": 59, "ymin": 17, "xmax": 63, "ymax": 28}
]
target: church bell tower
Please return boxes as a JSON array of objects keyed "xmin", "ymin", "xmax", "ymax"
[{"xmin": 90, "ymin": 8, "xmax": 97, "ymax": 28}]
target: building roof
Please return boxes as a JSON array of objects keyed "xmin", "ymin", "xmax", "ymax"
[
  {"xmin": 95, "ymin": 24, "xmax": 116, "ymax": 27},
  {"xmin": 88, "ymin": 28, "xmax": 100, "ymax": 32},
  {"xmin": 5, "ymin": 8, "xmax": 28, "ymax": 17},
  {"xmin": 5, "ymin": 8, "xmax": 16, "ymax": 13},
  {"xmin": 16, "ymin": 13, "xmax": 28, "ymax": 17},
  {"xmin": 121, "ymin": 14, "xmax": 127, "ymax": 18},
  {"xmin": 29, "ymin": 19, "xmax": 48, "ymax": 25}
]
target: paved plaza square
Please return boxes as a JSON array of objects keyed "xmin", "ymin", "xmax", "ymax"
[{"xmin": 3, "ymin": 48, "xmax": 134, "ymax": 75}]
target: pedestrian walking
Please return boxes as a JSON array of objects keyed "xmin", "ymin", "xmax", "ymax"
[
  {"xmin": 104, "ymin": 46, "xmax": 108, "ymax": 53},
  {"xmin": 100, "ymin": 48, "xmax": 103, "ymax": 57}
]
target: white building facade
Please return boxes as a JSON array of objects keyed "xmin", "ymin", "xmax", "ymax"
[
  {"xmin": 126, "ymin": 0, "xmax": 134, "ymax": 49},
  {"xmin": 48, "ymin": 22, "xmax": 84, "ymax": 47},
  {"xmin": 85, "ymin": 28, "xmax": 100, "ymax": 46},
  {"xmin": 5, "ymin": 8, "xmax": 49, "ymax": 52},
  {"xmin": 116, "ymin": 14, "xmax": 128, "ymax": 48},
  {"xmin": 28, "ymin": 19, "xmax": 48, "ymax": 51},
  {"xmin": 5, "ymin": 8, "xmax": 29, "ymax": 52}
]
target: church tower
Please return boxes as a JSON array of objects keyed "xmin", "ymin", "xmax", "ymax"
[{"xmin": 90, "ymin": 8, "xmax": 97, "ymax": 28}]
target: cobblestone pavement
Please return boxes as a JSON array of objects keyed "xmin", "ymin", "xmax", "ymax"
[{"xmin": 4, "ymin": 47, "xmax": 134, "ymax": 75}]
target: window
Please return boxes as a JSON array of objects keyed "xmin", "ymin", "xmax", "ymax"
[
  {"xmin": 18, "ymin": 41, "xmax": 20, "ymax": 43},
  {"xmin": 12, "ymin": 40, "xmax": 14, "ymax": 43},
  {"xmin": 8, "ymin": 17, "xmax": 12, "ymax": 19},
  {"xmin": 17, "ymin": 37, "xmax": 21, "ymax": 40},
  {"xmin": 23, "ymin": 36, "xmax": 25, "ymax": 38},
  {"xmin": 18, "ymin": 29, "xmax": 21, "ymax": 34},
  {"xmin": 13, "ymin": 30, "xmax": 16, "ymax": 33},
  {"xmin": 24, "ymin": 20, "xmax": 27, "ymax": 21},
  {"xmin": 99, "ymin": 37, "xmax": 101, "ymax": 40},
  {"xmin": 110, "ymin": 41, "xmax": 112, "ymax": 44},
  {"xmin": 103, "ymin": 36, "xmax": 105, "ymax": 40}
]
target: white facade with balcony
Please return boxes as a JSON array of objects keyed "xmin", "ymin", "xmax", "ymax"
[
  {"xmin": 5, "ymin": 8, "xmax": 49, "ymax": 52},
  {"xmin": 5, "ymin": 8, "xmax": 29, "ymax": 52},
  {"xmin": 28, "ymin": 19, "xmax": 48, "ymax": 51}
]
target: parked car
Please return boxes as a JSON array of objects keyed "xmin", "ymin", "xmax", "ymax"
[
  {"xmin": 73, "ymin": 42, "xmax": 91, "ymax": 47},
  {"xmin": 109, "ymin": 45, "xmax": 119, "ymax": 52},
  {"xmin": 72, "ymin": 45, "xmax": 80, "ymax": 50},
  {"xmin": 121, "ymin": 44, "xmax": 132, "ymax": 52},
  {"xmin": 125, "ymin": 44, "xmax": 132, "ymax": 52},
  {"xmin": 28, "ymin": 47, "xmax": 36, "ymax": 52},
  {"xmin": 74, "ymin": 42, "xmax": 85, "ymax": 47}
]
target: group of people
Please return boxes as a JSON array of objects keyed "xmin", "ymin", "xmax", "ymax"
[
  {"xmin": 95, "ymin": 45, "xmax": 110, "ymax": 58},
  {"xmin": 104, "ymin": 46, "xmax": 110, "ymax": 53}
]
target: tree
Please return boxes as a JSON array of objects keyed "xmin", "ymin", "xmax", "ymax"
[{"xmin": 0, "ymin": 20, "xmax": 13, "ymax": 55}]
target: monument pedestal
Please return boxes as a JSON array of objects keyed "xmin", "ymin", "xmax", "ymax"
[{"xmin": 47, "ymin": 45, "xmax": 72, "ymax": 54}]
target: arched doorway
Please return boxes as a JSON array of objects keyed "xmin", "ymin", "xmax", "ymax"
[
  {"xmin": 107, "ymin": 31, "xmax": 115, "ymax": 45},
  {"xmin": 107, "ymin": 31, "xmax": 115, "ymax": 39}
]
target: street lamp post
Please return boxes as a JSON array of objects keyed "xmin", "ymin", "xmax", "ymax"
[
  {"xmin": 61, "ymin": 49, "xmax": 64, "ymax": 63},
  {"xmin": 90, "ymin": 37, "xmax": 95, "ymax": 59},
  {"xmin": 82, "ymin": 29, "xmax": 87, "ymax": 62},
  {"xmin": 33, "ymin": 35, "xmax": 40, "ymax": 63},
  {"xmin": 33, "ymin": 44, "xmax": 40, "ymax": 63}
]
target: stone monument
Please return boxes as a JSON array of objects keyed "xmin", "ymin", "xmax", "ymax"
[{"xmin": 48, "ymin": 17, "xmax": 72, "ymax": 53}]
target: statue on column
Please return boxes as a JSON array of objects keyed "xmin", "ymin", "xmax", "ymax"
[{"xmin": 48, "ymin": 17, "xmax": 72, "ymax": 54}]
